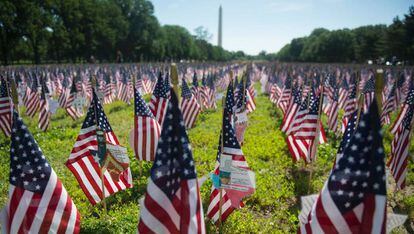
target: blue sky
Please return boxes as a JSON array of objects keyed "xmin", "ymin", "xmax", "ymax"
[{"xmin": 150, "ymin": 0, "xmax": 412, "ymax": 55}]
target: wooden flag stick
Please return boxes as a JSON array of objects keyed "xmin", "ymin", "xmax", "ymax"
[
  {"xmin": 132, "ymin": 75, "xmax": 143, "ymax": 179},
  {"xmin": 171, "ymin": 63, "xmax": 179, "ymax": 103},
  {"xmin": 374, "ymin": 69, "xmax": 384, "ymax": 111},
  {"xmin": 356, "ymin": 71, "xmax": 364, "ymax": 126},
  {"xmin": 218, "ymin": 97, "xmax": 226, "ymax": 233},
  {"xmin": 241, "ymin": 73, "xmax": 247, "ymax": 111},
  {"xmin": 307, "ymin": 77, "xmax": 324, "ymax": 194},
  {"xmin": 92, "ymin": 76, "xmax": 107, "ymax": 216}
]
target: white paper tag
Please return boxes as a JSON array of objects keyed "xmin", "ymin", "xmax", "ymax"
[
  {"xmin": 235, "ymin": 111, "xmax": 248, "ymax": 124},
  {"xmin": 106, "ymin": 144, "xmax": 130, "ymax": 164},
  {"xmin": 48, "ymin": 99, "xmax": 59, "ymax": 114}
]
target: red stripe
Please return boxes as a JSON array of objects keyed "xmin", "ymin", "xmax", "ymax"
[
  {"xmin": 180, "ymin": 181, "xmax": 190, "ymax": 232},
  {"xmin": 359, "ymin": 194, "xmax": 375, "ymax": 233},
  {"xmin": 39, "ymin": 181, "xmax": 63, "ymax": 232},
  {"xmin": 66, "ymin": 157, "xmax": 102, "ymax": 205},
  {"xmin": 313, "ymin": 195, "xmax": 336, "ymax": 233},
  {"xmin": 56, "ymin": 195, "xmax": 73, "ymax": 233},
  {"xmin": 144, "ymin": 193, "xmax": 179, "ymax": 233},
  {"xmin": 20, "ymin": 192, "xmax": 42, "ymax": 232},
  {"xmin": 9, "ymin": 187, "xmax": 24, "ymax": 229},
  {"xmin": 137, "ymin": 218, "xmax": 153, "ymax": 233}
]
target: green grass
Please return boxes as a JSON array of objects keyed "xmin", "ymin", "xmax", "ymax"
[{"xmin": 0, "ymin": 90, "xmax": 413, "ymax": 233}]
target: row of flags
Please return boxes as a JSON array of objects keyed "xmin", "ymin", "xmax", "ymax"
[
  {"xmin": 263, "ymin": 66, "xmax": 413, "ymax": 233},
  {"xmin": 0, "ymin": 64, "xmax": 260, "ymax": 233},
  {"xmin": 267, "ymin": 68, "xmax": 414, "ymax": 190}
]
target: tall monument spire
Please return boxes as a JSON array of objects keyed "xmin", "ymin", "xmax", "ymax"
[{"xmin": 218, "ymin": 5, "xmax": 222, "ymax": 47}]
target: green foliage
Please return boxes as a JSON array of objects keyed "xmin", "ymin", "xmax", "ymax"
[
  {"xmin": 275, "ymin": 6, "xmax": 414, "ymax": 63},
  {"xmin": 0, "ymin": 0, "xmax": 241, "ymax": 65}
]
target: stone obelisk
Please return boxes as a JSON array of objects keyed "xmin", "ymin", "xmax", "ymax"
[{"xmin": 218, "ymin": 5, "xmax": 222, "ymax": 48}]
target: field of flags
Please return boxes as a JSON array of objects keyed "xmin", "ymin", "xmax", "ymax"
[{"xmin": 0, "ymin": 62, "xmax": 413, "ymax": 233}]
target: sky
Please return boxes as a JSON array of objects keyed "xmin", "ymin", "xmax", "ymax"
[{"xmin": 150, "ymin": 0, "xmax": 412, "ymax": 55}]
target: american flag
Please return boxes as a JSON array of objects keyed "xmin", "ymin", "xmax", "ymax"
[
  {"xmin": 335, "ymin": 111, "xmax": 358, "ymax": 165},
  {"xmin": 66, "ymin": 79, "xmax": 82, "ymax": 120},
  {"xmin": 395, "ymin": 73, "xmax": 406, "ymax": 106},
  {"xmin": 0, "ymin": 78, "xmax": 12, "ymax": 137},
  {"xmin": 338, "ymin": 77, "xmax": 349, "ymax": 109},
  {"xmin": 181, "ymin": 78, "xmax": 200, "ymax": 129},
  {"xmin": 65, "ymin": 91, "xmax": 132, "ymax": 205},
  {"xmin": 200, "ymin": 74, "xmax": 209, "ymax": 109},
  {"xmin": 103, "ymin": 75, "xmax": 114, "ymax": 105},
  {"xmin": 387, "ymin": 88, "xmax": 414, "ymax": 189},
  {"xmin": 117, "ymin": 74, "xmax": 131, "ymax": 103},
  {"xmin": 1, "ymin": 112, "xmax": 81, "ymax": 233},
  {"xmin": 191, "ymin": 72, "xmax": 199, "ymax": 100},
  {"xmin": 235, "ymin": 79, "xmax": 256, "ymax": 114},
  {"xmin": 380, "ymin": 84, "xmax": 397, "ymax": 125},
  {"xmin": 143, "ymin": 77, "xmax": 155, "ymax": 95},
  {"xmin": 206, "ymin": 83, "xmax": 246, "ymax": 224},
  {"xmin": 149, "ymin": 72, "xmax": 169, "ymax": 126},
  {"xmin": 164, "ymin": 72, "xmax": 171, "ymax": 96},
  {"xmin": 206, "ymin": 75, "xmax": 217, "ymax": 109},
  {"xmin": 58, "ymin": 77, "xmax": 68, "ymax": 108},
  {"xmin": 26, "ymin": 76, "xmax": 40, "ymax": 118},
  {"xmin": 130, "ymin": 86, "xmax": 161, "ymax": 161},
  {"xmin": 299, "ymin": 101, "xmax": 387, "ymax": 233},
  {"xmin": 341, "ymin": 82, "xmax": 358, "ymax": 133},
  {"xmin": 277, "ymin": 76, "xmax": 292, "ymax": 114},
  {"xmin": 38, "ymin": 84, "xmax": 51, "ymax": 132},
  {"xmin": 269, "ymin": 83, "xmax": 281, "ymax": 104},
  {"xmin": 328, "ymin": 87, "xmax": 339, "ymax": 132},
  {"xmin": 281, "ymin": 86, "xmax": 301, "ymax": 133},
  {"xmin": 286, "ymin": 89, "xmax": 326, "ymax": 162},
  {"xmin": 137, "ymin": 90, "xmax": 205, "ymax": 234},
  {"xmin": 54, "ymin": 74, "xmax": 63, "ymax": 97},
  {"xmin": 295, "ymin": 90, "xmax": 325, "ymax": 142},
  {"xmin": 362, "ymin": 75, "xmax": 375, "ymax": 113}
]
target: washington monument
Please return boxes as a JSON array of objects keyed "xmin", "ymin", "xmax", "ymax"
[{"xmin": 218, "ymin": 5, "xmax": 222, "ymax": 47}]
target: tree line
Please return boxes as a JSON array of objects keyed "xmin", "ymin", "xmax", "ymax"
[
  {"xmin": 271, "ymin": 6, "xmax": 414, "ymax": 64},
  {"xmin": 0, "ymin": 0, "xmax": 250, "ymax": 65}
]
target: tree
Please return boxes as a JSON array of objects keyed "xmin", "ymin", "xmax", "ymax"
[
  {"xmin": 194, "ymin": 26, "xmax": 212, "ymax": 42},
  {"xmin": 0, "ymin": 0, "xmax": 19, "ymax": 65}
]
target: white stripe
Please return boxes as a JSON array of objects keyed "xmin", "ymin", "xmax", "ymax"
[
  {"xmin": 49, "ymin": 183, "xmax": 68, "ymax": 232},
  {"xmin": 29, "ymin": 171, "xmax": 58, "ymax": 233},
  {"xmin": 145, "ymin": 118, "xmax": 151, "ymax": 161},
  {"xmin": 287, "ymin": 136, "xmax": 300, "ymax": 161},
  {"xmin": 79, "ymin": 125, "xmax": 96, "ymax": 135},
  {"xmin": 72, "ymin": 134, "xmax": 96, "ymax": 149},
  {"xmin": 308, "ymin": 195, "xmax": 323, "ymax": 233},
  {"xmin": 353, "ymin": 203, "xmax": 364, "ymax": 222},
  {"xmin": 138, "ymin": 118, "xmax": 143, "ymax": 161},
  {"xmin": 371, "ymin": 195, "xmax": 386, "ymax": 234},
  {"xmin": 82, "ymin": 157, "xmax": 109, "ymax": 197},
  {"xmin": 147, "ymin": 179, "xmax": 180, "ymax": 229},
  {"xmin": 71, "ymin": 161, "xmax": 100, "ymax": 203},
  {"xmin": 103, "ymin": 170, "xmax": 119, "ymax": 195},
  {"xmin": 65, "ymin": 201, "xmax": 77, "ymax": 234},
  {"xmin": 10, "ymin": 189, "xmax": 33, "ymax": 233},
  {"xmin": 139, "ymin": 198, "xmax": 170, "ymax": 234},
  {"xmin": 222, "ymin": 147, "xmax": 243, "ymax": 155},
  {"xmin": 187, "ymin": 179, "xmax": 200, "ymax": 233},
  {"xmin": 212, "ymin": 198, "xmax": 232, "ymax": 222},
  {"xmin": 320, "ymin": 184, "xmax": 352, "ymax": 234}
]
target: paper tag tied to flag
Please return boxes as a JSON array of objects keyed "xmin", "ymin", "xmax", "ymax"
[
  {"xmin": 104, "ymin": 144, "xmax": 130, "ymax": 182},
  {"xmin": 235, "ymin": 110, "xmax": 248, "ymax": 124},
  {"xmin": 48, "ymin": 98, "xmax": 59, "ymax": 114},
  {"xmin": 219, "ymin": 155, "xmax": 256, "ymax": 190}
]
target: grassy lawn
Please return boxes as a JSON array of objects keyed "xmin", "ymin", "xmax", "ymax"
[{"xmin": 0, "ymin": 89, "xmax": 412, "ymax": 233}]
